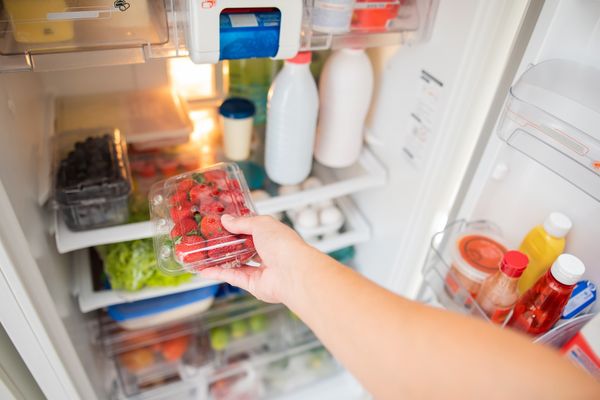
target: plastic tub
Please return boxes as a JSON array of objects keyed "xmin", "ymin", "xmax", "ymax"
[
  {"xmin": 107, "ymin": 286, "xmax": 219, "ymax": 330},
  {"xmin": 219, "ymin": 98, "xmax": 255, "ymax": 161},
  {"xmin": 149, "ymin": 163, "xmax": 257, "ymax": 274},
  {"xmin": 54, "ymin": 128, "xmax": 132, "ymax": 230},
  {"xmin": 444, "ymin": 232, "xmax": 508, "ymax": 304}
]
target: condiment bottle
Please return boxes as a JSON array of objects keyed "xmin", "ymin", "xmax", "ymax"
[
  {"xmin": 507, "ymin": 254, "xmax": 585, "ymax": 336},
  {"xmin": 476, "ymin": 250, "xmax": 529, "ymax": 324},
  {"xmin": 518, "ymin": 212, "xmax": 572, "ymax": 294}
]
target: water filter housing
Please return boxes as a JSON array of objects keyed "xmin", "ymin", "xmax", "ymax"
[{"xmin": 185, "ymin": 0, "xmax": 303, "ymax": 64}]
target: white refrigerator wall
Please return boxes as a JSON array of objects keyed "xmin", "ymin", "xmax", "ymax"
[
  {"xmin": 457, "ymin": 0, "xmax": 600, "ymax": 284},
  {"xmin": 352, "ymin": 0, "xmax": 532, "ymax": 296}
]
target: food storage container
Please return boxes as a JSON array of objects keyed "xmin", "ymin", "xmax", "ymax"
[
  {"xmin": 54, "ymin": 128, "xmax": 132, "ymax": 230},
  {"xmin": 444, "ymin": 231, "xmax": 507, "ymax": 305},
  {"xmin": 149, "ymin": 163, "xmax": 257, "ymax": 274},
  {"xmin": 107, "ymin": 286, "xmax": 219, "ymax": 330},
  {"xmin": 100, "ymin": 317, "xmax": 197, "ymax": 397}
]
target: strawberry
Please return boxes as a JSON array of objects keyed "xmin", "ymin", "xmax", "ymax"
[
  {"xmin": 177, "ymin": 178, "xmax": 196, "ymax": 193},
  {"xmin": 189, "ymin": 184, "xmax": 213, "ymax": 204},
  {"xmin": 199, "ymin": 215, "xmax": 226, "ymax": 239},
  {"xmin": 239, "ymin": 207, "xmax": 252, "ymax": 216},
  {"xmin": 227, "ymin": 179, "xmax": 241, "ymax": 191},
  {"xmin": 204, "ymin": 170, "xmax": 227, "ymax": 182},
  {"xmin": 200, "ymin": 200, "xmax": 226, "ymax": 215},
  {"xmin": 237, "ymin": 234, "xmax": 254, "ymax": 250},
  {"xmin": 206, "ymin": 236, "xmax": 244, "ymax": 260},
  {"xmin": 169, "ymin": 190, "xmax": 189, "ymax": 206},
  {"xmin": 219, "ymin": 189, "xmax": 246, "ymax": 208},
  {"xmin": 170, "ymin": 217, "xmax": 198, "ymax": 238},
  {"xmin": 174, "ymin": 235, "xmax": 207, "ymax": 264},
  {"xmin": 169, "ymin": 200, "xmax": 194, "ymax": 221}
]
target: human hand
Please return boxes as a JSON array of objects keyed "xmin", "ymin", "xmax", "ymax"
[{"xmin": 198, "ymin": 214, "xmax": 313, "ymax": 303}]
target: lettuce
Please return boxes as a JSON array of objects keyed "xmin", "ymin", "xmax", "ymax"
[{"xmin": 99, "ymin": 239, "xmax": 192, "ymax": 291}]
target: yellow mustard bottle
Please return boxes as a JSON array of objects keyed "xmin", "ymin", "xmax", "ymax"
[{"xmin": 518, "ymin": 212, "xmax": 572, "ymax": 294}]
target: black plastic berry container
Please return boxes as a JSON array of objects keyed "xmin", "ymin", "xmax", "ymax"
[{"xmin": 54, "ymin": 128, "xmax": 132, "ymax": 231}]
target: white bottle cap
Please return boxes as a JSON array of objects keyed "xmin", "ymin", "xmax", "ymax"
[
  {"xmin": 543, "ymin": 212, "xmax": 572, "ymax": 238},
  {"xmin": 550, "ymin": 254, "xmax": 585, "ymax": 285}
]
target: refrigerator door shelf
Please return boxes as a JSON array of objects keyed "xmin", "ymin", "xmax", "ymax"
[
  {"xmin": 55, "ymin": 147, "xmax": 385, "ymax": 254},
  {"xmin": 497, "ymin": 60, "xmax": 600, "ymax": 202}
]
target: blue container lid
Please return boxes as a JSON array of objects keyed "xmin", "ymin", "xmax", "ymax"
[
  {"xmin": 219, "ymin": 97, "xmax": 256, "ymax": 119},
  {"xmin": 107, "ymin": 285, "xmax": 219, "ymax": 322}
]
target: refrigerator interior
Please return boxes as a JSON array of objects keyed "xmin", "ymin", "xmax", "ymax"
[{"xmin": 0, "ymin": 0, "xmax": 567, "ymax": 399}]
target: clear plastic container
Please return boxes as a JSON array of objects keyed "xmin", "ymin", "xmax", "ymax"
[
  {"xmin": 100, "ymin": 318, "xmax": 197, "ymax": 398},
  {"xmin": 149, "ymin": 163, "xmax": 257, "ymax": 274},
  {"xmin": 0, "ymin": 1, "xmax": 168, "ymax": 55},
  {"xmin": 54, "ymin": 127, "xmax": 132, "ymax": 230}
]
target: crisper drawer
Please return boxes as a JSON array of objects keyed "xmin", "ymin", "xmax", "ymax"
[{"xmin": 98, "ymin": 297, "xmax": 338, "ymax": 399}]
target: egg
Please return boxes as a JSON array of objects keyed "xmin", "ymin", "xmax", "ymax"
[
  {"xmin": 302, "ymin": 176, "xmax": 323, "ymax": 190},
  {"xmin": 278, "ymin": 185, "xmax": 301, "ymax": 196},
  {"xmin": 296, "ymin": 207, "xmax": 319, "ymax": 230},
  {"xmin": 319, "ymin": 205, "xmax": 344, "ymax": 229}
]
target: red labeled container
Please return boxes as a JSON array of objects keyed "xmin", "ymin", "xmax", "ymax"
[
  {"xmin": 445, "ymin": 232, "xmax": 508, "ymax": 305},
  {"xmin": 149, "ymin": 163, "xmax": 257, "ymax": 274},
  {"xmin": 507, "ymin": 254, "xmax": 585, "ymax": 336},
  {"xmin": 352, "ymin": 0, "xmax": 402, "ymax": 31}
]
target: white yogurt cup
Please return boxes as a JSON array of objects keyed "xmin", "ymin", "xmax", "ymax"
[{"xmin": 219, "ymin": 97, "xmax": 255, "ymax": 161}]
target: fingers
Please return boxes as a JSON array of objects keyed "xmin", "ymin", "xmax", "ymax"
[
  {"xmin": 221, "ymin": 214, "xmax": 276, "ymax": 235},
  {"xmin": 198, "ymin": 265, "xmax": 262, "ymax": 292}
]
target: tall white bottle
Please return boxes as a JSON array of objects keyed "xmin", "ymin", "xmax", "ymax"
[
  {"xmin": 314, "ymin": 48, "xmax": 374, "ymax": 168},
  {"xmin": 265, "ymin": 52, "xmax": 319, "ymax": 185}
]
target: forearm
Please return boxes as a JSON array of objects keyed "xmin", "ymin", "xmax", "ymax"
[{"xmin": 284, "ymin": 247, "xmax": 600, "ymax": 399}]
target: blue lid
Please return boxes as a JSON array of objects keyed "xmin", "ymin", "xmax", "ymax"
[
  {"xmin": 107, "ymin": 285, "xmax": 219, "ymax": 322},
  {"xmin": 219, "ymin": 98, "xmax": 256, "ymax": 119}
]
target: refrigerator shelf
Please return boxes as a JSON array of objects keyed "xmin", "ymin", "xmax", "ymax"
[
  {"xmin": 74, "ymin": 249, "xmax": 219, "ymax": 313},
  {"xmin": 55, "ymin": 150, "xmax": 383, "ymax": 254},
  {"xmin": 420, "ymin": 219, "xmax": 598, "ymax": 347},
  {"xmin": 497, "ymin": 60, "xmax": 600, "ymax": 202},
  {"xmin": 0, "ymin": 0, "xmax": 438, "ymax": 72}
]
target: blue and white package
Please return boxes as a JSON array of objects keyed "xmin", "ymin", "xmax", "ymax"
[
  {"xmin": 107, "ymin": 285, "xmax": 219, "ymax": 330},
  {"xmin": 219, "ymin": 10, "xmax": 281, "ymax": 60},
  {"xmin": 562, "ymin": 280, "xmax": 597, "ymax": 319}
]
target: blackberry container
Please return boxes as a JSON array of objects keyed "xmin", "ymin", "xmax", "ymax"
[{"xmin": 54, "ymin": 128, "xmax": 132, "ymax": 230}]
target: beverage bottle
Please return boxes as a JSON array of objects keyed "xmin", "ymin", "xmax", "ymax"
[
  {"xmin": 265, "ymin": 52, "xmax": 319, "ymax": 185},
  {"xmin": 507, "ymin": 254, "xmax": 585, "ymax": 336},
  {"xmin": 518, "ymin": 212, "xmax": 572, "ymax": 294},
  {"xmin": 476, "ymin": 250, "xmax": 529, "ymax": 324},
  {"xmin": 314, "ymin": 48, "xmax": 374, "ymax": 168}
]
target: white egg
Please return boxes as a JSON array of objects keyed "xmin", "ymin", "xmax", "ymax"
[
  {"xmin": 302, "ymin": 176, "xmax": 323, "ymax": 190},
  {"xmin": 319, "ymin": 205, "xmax": 344, "ymax": 228},
  {"xmin": 278, "ymin": 185, "xmax": 301, "ymax": 196},
  {"xmin": 296, "ymin": 207, "xmax": 319, "ymax": 229}
]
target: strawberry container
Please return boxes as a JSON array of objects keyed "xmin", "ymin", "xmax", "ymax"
[
  {"xmin": 54, "ymin": 128, "xmax": 132, "ymax": 231},
  {"xmin": 149, "ymin": 163, "xmax": 257, "ymax": 274}
]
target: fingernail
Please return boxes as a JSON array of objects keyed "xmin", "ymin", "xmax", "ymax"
[{"xmin": 221, "ymin": 214, "xmax": 234, "ymax": 223}]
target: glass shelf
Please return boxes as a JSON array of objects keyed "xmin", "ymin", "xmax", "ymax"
[{"xmin": 497, "ymin": 60, "xmax": 600, "ymax": 202}]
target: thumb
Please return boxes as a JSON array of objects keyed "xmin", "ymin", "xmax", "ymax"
[{"xmin": 221, "ymin": 214, "xmax": 255, "ymax": 235}]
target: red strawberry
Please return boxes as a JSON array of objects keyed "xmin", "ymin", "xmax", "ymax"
[
  {"xmin": 169, "ymin": 200, "xmax": 194, "ymax": 221},
  {"xmin": 169, "ymin": 190, "xmax": 189, "ymax": 206},
  {"xmin": 174, "ymin": 235, "xmax": 207, "ymax": 264},
  {"xmin": 170, "ymin": 218, "xmax": 198, "ymax": 238},
  {"xmin": 239, "ymin": 207, "xmax": 252, "ymax": 216},
  {"xmin": 200, "ymin": 200, "xmax": 226, "ymax": 215},
  {"xmin": 204, "ymin": 170, "xmax": 227, "ymax": 182},
  {"xmin": 237, "ymin": 234, "xmax": 254, "ymax": 250},
  {"xmin": 206, "ymin": 236, "xmax": 244, "ymax": 260},
  {"xmin": 227, "ymin": 179, "xmax": 241, "ymax": 191},
  {"xmin": 189, "ymin": 184, "xmax": 213, "ymax": 204},
  {"xmin": 177, "ymin": 178, "xmax": 196, "ymax": 193},
  {"xmin": 199, "ymin": 215, "xmax": 226, "ymax": 239},
  {"xmin": 220, "ymin": 189, "xmax": 246, "ymax": 208}
]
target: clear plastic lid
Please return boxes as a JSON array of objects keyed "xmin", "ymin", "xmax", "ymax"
[
  {"xmin": 450, "ymin": 231, "xmax": 508, "ymax": 283},
  {"xmin": 149, "ymin": 163, "xmax": 257, "ymax": 274},
  {"xmin": 54, "ymin": 127, "xmax": 131, "ymax": 206}
]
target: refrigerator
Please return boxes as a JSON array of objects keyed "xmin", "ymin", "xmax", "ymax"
[{"xmin": 1, "ymin": 0, "xmax": 599, "ymax": 398}]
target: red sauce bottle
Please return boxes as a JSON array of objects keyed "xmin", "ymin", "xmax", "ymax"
[{"xmin": 507, "ymin": 254, "xmax": 585, "ymax": 336}]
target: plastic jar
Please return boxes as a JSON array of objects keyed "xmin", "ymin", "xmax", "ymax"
[
  {"xmin": 219, "ymin": 98, "xmax": 255, "ymax": 161},
  {"xmin": 445, "ymin": 232, "xmax": 508, "ymax": 306}
]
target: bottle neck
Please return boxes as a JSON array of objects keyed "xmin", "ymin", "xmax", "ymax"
[{"xmin": 543, "ymin": 269, "xmax": 576, "ymax": 291}]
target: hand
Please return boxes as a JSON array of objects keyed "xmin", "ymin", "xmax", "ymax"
[{"xmin": 198, "ymin": 215, "xmax": 312, "ymax": 303}]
